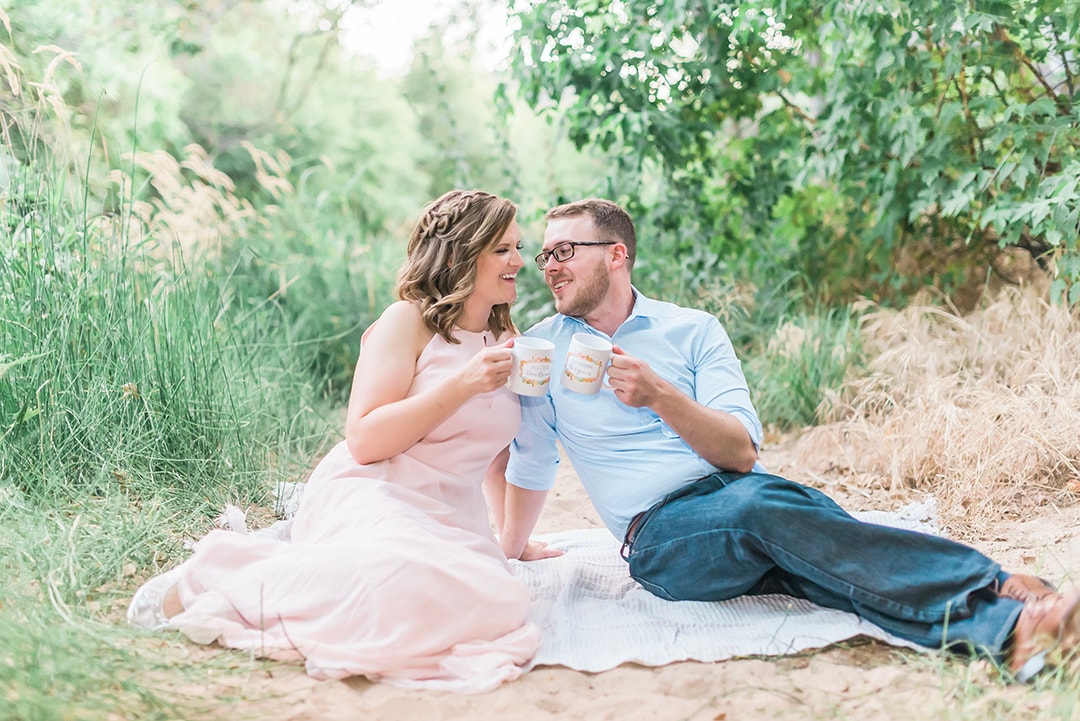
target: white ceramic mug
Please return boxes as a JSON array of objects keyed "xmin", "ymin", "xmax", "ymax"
[
  {"xmin": 507, "ymin": 337, "xmax": 555, "ymax": 396},
  {"xmin": 561, "ymin": 333, "xmax": 613, "ymax": 394}
]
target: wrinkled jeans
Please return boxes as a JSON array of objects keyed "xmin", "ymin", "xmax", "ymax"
[{"xmin": 624, "ymin": 471, "xmax": 1022, "ymax": 657}]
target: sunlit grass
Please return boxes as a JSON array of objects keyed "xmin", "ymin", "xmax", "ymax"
[
  {"xmin": 744, "ymin": 306, "xmax": 864, "ymax": 431},
  {"xmin": 0, "ymin": 59, "xmax": 357, "ymax": 714},
  {"xmin": 0, "ymin": 491, "xmax": 173, "ymax": 721}
]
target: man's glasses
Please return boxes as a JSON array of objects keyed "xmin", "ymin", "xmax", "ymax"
[{"xmin": 534, "ymin": 241, "xmax": 616, "ymax": 270}]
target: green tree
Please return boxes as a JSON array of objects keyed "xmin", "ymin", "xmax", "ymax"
[
  {"xmin": 1, "ymin": 0, "xmax": 423, "ymax": 227},
  {"xmin": 509, "ymin": 0, "xmax": 1080, "ymax": 306}
]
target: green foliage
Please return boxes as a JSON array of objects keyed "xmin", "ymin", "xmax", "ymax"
[
  {"xmin": 404, "ymin": 33, "xmax": 515, "ymax": 199},
  {"xmin": 2, "ymin": 0, "xmax": 433, "ymax": 231},
  {"xmin": 0, "ymin": 26, "xmax": 363, "ymax": 713},
  {"xmin": 509, "ymin": 0, "xmax": 1080, "ymax": 307},
  {"xmin": 0, "ymin": 481, "xmax": 286, "ymax": 720},
  {"xmin": 218, "ymin": 166, "xmax": 407, "ymax": 402},
  {"xmin": 178, "ymin": 3, "xmax": 434, "ymax": 234},
  {"xmin": 4, "ymin": 0, "xmax": 192, "ymax": 174},
  {"xmin": 0, "ymin": 157, "xmax": 335, "ymax": 508},
  {"xmin": 0, "ymin": 547, "xmax": 166, "ymax": 720},
  {"xmin": 742, "ymin": 307, "xmax": 864, "ymax": 430}
]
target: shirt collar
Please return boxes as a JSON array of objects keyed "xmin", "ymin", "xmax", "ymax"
[
  {"xmin": 626, "ymin": 286, "xmax": 664, "ymax": 320},
  {"xmin": 557, "ymin": 286, "xmax": 662, "ymax": 333}
]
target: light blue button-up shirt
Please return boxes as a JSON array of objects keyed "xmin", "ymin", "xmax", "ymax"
[{"xmin": 507, "ymin": 289, "xmax": 766, "ymax": 539}]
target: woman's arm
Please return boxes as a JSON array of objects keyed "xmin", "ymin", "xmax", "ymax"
[
  {"xmin": 483, "ymin": 447, "xmax": 510, "ymax": 532},
  {"xmin": 499, "ymin": 483, "xmax": 561, "ymax": 561},
  {"xmin": 485, "ymin": 447, "xmax": 563, "ymax": 561},
  {"xmin": 345, "ymin": 302, "xmax": 514, "ymax": 465}
]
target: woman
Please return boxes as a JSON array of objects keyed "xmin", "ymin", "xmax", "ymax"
[{"xmin": 128, "ymin": 190, "xmax": 547, "ymax": 692}]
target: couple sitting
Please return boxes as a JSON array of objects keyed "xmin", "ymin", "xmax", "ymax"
[{"xmin": 129, "ymin": 190, "xmax": 1080, "ymax": 691}]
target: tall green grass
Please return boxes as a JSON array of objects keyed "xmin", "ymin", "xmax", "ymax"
[
  {"xmin": 743, "ymin": 306, "xmax": 865, "ymax": 431},
  {"xmin": 1, "ymin": 167, "xmax": 322, "ymax": 508},
  {"xmin": 0, "ymin": 137, "xmax": 393, "ymax": 716},
  {"xmin": 215, "ymin": 168, "xmax": 407, "ymax": 403}
]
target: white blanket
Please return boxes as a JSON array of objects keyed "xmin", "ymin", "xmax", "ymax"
[
  {"xmin": 242, "ymin": 489, "xmax": 936, "ymax": 672},
  {"xmin": 513, "ymin": 506, "xmax": 937, "ymax": 671}
]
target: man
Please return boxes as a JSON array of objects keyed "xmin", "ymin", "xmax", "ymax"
[{"xmin": 500, "ymin": 198, "xmax": 1079, "ymax": 681}]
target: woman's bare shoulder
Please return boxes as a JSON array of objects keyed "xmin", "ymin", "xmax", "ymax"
[
  {"xmin": 366, "ymin": 301, "xmax": 433, "ymax": 355},
  {"xmin": 378, "ymin": 300, "xmax": 424, "ymax": 325}
]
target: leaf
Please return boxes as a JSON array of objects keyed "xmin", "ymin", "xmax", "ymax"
[
  {"xmin": 0, "ymin": 353, "xmax": 48, "ymax": 381},
  {"xmin": 1024, "ymin": 199, "xmax": 1053, "ymax": 227}
]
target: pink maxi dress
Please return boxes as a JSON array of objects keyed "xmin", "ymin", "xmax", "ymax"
[{"xmin": 167, "ymin": 329, "xmax": 540, "ymax": 692}]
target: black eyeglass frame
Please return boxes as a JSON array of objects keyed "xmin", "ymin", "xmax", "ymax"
[{"xmin": 534, "ymin": 241, "xmax": 617, "ymax": 270}]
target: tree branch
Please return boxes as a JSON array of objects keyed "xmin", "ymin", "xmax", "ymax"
[
  {"xmin": 1051, "ymin": 25, "xmax": 1075, "ymax": 98},
  {"xmin": 993, "ymin": 25, "xmax": 1069, "ymax": 114},
  {"xmin": 953, "ymin": 65, "xmax": 982, "ymax": 159},
  {"xmin": 777, "ymin": 90, "xmax": 816, "ymax": 129}
]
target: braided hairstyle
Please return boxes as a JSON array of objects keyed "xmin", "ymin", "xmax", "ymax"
[{"xmin": 397, "ymin": 190, "xmax": 519, "ymax": 343}]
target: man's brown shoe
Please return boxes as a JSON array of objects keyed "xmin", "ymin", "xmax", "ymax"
[
  {"xmin": 1000, "ymin": 574, "xmax": 1058, "ymax": 604},
  {"xmin": 1009, "ymin": 592, "xmax": 1080, "ymax": 682}
]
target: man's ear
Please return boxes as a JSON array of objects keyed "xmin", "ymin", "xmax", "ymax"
[{"xmin": 610, "ymin": 242, "xmax": 630, "ymax": 270}]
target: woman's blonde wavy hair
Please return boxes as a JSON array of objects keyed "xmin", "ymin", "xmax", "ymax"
[{"xmin": 396, "ymin": 190, "xmax": 519, "ymax": 343}]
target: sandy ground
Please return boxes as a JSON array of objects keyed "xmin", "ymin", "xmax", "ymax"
[{"xmin": 140, "ymin": 438, "xmax": 1080, "ymax": 721}]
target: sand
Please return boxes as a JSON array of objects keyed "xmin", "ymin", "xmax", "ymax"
[{"xmin": 140, "ymin": 439, "xmax": 1080, "ymax": 720}]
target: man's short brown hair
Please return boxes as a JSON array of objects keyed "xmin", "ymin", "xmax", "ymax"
[{"xmin": 546, "ymin": 198, "xmax": 637, "ymax": 268}]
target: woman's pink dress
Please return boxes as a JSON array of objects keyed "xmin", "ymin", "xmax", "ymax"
[{"xmin": 167, "ymin": 329, "xmax": 540, "ymax": 692}]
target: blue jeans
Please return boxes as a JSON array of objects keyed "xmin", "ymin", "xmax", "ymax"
[{"xmin": 624, "ymin": 472, "xmax": 1022, "ymax": 657}]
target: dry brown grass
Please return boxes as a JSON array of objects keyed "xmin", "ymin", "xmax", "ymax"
[
  {"xmin": 0, "ymin": 20, "xmax": 82, "ymax": 165},
  {"xmin": 100, "ymin": 142, "xmax": 295, "ymax": 267},
  {"xmin": 797, "ymin": 287, "xmax": 1080, "ymax": 540},
  {"xmin": 110, "ymin": 144, "xmax": 256, "ymax": 260}
]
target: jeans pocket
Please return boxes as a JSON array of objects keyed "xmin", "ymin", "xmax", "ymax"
[
  {"xmin": 628, "ymin": 545, "xmax": 684, "ymax": 601},
  {"xmin": 630, "ymin": 571, "xmax": 679, "ymax": 602}
]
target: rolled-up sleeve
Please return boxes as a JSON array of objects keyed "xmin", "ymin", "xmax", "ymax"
[
  {"xmin": 507, "ymin": 392, "xmax": 560, "ymax": 491},
  {"xmin": 692, "ymin": 316, "xmax": 763, "ymax": 448}
]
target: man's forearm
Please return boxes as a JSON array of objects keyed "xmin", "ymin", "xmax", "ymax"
[{"xmin": 651, "ymin": 387, "xmax": 758, "ymax": 473}]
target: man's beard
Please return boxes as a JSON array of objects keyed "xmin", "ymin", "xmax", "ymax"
[{"xmin": 554, "ymin": 261, "xmax": 610, "ymax": 318}]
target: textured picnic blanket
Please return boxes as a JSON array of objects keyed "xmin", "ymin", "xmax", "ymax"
[
  {"xmin": 515, "ymin": 506, "xmax": 936, "ymax": 671},
  {"xmin": 243, "ymin": 488, "xmax": 936, "ymax": 673}
]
